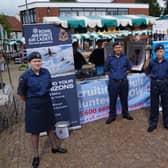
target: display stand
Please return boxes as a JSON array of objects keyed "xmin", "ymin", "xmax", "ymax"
[{"xmin": 0, "ymin": 57, "xmax": 18, "ymax": 129}]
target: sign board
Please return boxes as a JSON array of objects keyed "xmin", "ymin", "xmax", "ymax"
[{"xmin": 23, "ymin": 24, "xmax": 80, "ymax": 128}]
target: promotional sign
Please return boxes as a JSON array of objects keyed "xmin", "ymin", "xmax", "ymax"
[
  {"xmin": 24, "ymin": 24, "xmax": 72, "ymax": 48},
  {"xmin": 50, "ymin": 74, "xmax": 80, "ymax": 128},
  {"xmin": 152, "ymin": 19, "xmax": 168, "ymax": 34},
  {"xmin": 24, "ymin": 24, "xmax": 74, "ymax": 76},
  {"xmin": 152, "ymin": 41, "xmax": 168, "ymax": 59},
  {"xmin": 128, "ymin": 73, "xmax": 150, "ymax": 110},
  {"xmin": 77, "ymin": 77, "xmax": 109, "ymax": 124},
  {"xmin": 77, "ymin": 74, "xmax": 150, "ymax": 124},
  {"xmin": 23, "ymin": 24, "xmax": 80, "ymax": 128},
  {"xmin": 152, "ymin": 18, "xmax": 168, "ymax": 41},
  {"xmin": 127, "ymin": 41, "xmax": 146, "ymax": 71}
]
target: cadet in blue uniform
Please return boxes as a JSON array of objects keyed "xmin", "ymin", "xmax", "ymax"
[
  {"xmin": 145, "ymin": 44, "xmax": 168, "ymax": 133},
  {"xmin": 17, "ymin": 52, "xmax": 67, "ymax": 168},
  {"xmin": 105, "ymin": 41, "xmax": 133, "ymax": 124}
]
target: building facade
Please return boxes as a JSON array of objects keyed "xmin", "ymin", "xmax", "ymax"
[
  {"xmin": 6, "ymin": 16, "xmax": 22, "ymax": 39},
  {"xmin": 18, "ymin": 1, "xmax": 149, "ymax": 25}
]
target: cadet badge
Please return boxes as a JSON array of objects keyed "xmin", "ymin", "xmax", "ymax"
[{"xmin": 58, "ymin": 28, "xmax": 69, "ymax": 41}]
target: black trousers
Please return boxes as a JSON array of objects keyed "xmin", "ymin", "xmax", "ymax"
[
  {"xmin": 108, "ymin": 79, "xmax": 129, "ymax": 119},
  {"xmin": 149, "ymin": 80, "xmax": 168, "ymax": 127}
]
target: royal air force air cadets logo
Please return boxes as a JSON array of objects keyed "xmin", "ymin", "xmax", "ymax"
[{"xmin": 58, "ymin": 28, "xmax": 69, "ymax": 41}]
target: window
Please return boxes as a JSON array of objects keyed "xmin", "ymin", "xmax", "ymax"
[
  {"xmin": 28, "ymin": 9, "xmax": 36, "ymax": 23},
  {"xmin": 106, "ymin": 8, "xmax": 128, "ymax": 15},
  {"xmin": 30, "ymin": 10, "xmax": 33, "ymax": 23},
  {"xmin": 118, "ymin": 8, "xmax": 128, "ymax": 15},
  {"xmin": 60, "ymin": 8, "xmax": 73, "ymax": 16},
  {"xmin": 59, "ymin": 7, "xmax": 128, "ymax": 17},
  {"xmin": 106, "ymin": 8, "xmax": 118, "ymax": 15}
]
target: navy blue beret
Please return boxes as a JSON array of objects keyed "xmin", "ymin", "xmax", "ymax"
[
  {"xmin": 28, "ymin": 52, "xmax": 42, "ymax": 62},
  {"xmin": 154, "ymin": 44, "xmax": 165, "ymax": 52},
  {"xmin": 113, "ymin": 41, "xmax": 123, "ymax": 47}
]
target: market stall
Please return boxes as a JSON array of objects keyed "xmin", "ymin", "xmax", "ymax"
[
  {"xmin": 43, "ymin": 15, "xmax": 156, "ymax": 29},
  {"xmin": 43, "ymin": 14, "xmax": 155, "ymax": 71},
  {"xmin": 23, "ymin": 15, "xmax": 156, "ymax": 128}
]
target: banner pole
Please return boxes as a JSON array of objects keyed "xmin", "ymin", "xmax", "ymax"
[{"xmin": 4, "ymin": 52, "xmax": 18, "ymax": 119}]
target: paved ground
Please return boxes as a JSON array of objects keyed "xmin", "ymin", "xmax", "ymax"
[{"xmin": 0, "ymin": 62, "xmax": 168, "ymax": 168}]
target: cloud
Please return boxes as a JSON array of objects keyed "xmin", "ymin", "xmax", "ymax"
[{"xmin": 0, "ymin": 0, "xmax": 49, "ymax": 16}]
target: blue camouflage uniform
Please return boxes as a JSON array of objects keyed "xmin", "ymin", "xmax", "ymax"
[{"xmin": 105, "ymin": 52, "xmax": 131, "ymax": 119}]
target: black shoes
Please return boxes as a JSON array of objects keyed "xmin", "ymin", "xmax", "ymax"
[
  {"xmin": 147, "ymin": 126, "xmax": 156, "ymax": 133},
  {"xmin": 147, "ymin": 125, "xmax": 168, "ymax": 132},
  {"xmin": 105, "ymin": 118, "xmax": 116, "ymax": 124},
  {"xmin": 123, "ymin": 114, "xmax": 133, "ymax": 120},
  {"xmin": 52, "ymin": 146, "xmax": 67, "ymax": 153},
  {"xmin": 32, "ymin": 157, "xmax": 40, "ymax": 168},
  {"xmin": 31, "ymin": 147, "xmax": 67, "ymax": 167},
  {"xmin": 106, "ymin": 113, "xmax": 133, "ymax": 124}
]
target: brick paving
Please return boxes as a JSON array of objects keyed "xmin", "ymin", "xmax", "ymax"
[{"xmin": 0, "ymin": 63, "xmax": 168, "ymax": 168}]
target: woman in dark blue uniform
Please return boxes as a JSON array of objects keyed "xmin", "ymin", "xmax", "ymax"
[
  {"xmin": 145, "ymin": 44, "xmax": 168, "ymax": 133},
  {"xmin": 17, "ymin": 52, "xmax": 67, "ymax": 168}
]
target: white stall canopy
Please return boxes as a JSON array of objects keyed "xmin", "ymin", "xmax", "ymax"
[{"xmin": 43, "ymin": 15, "xmax": 156, "ymax": 28}]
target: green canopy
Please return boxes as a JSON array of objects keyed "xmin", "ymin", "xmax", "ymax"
[
  {"xmin": 43, "ymin": 15, "xmax": 156, "ymax": 28},
  {"xmin": 71, "ymin": 30, "xmax": 152, "ymax": 41},
  {"xmin": 101, "ymin": 16, "xmax": 118, "ymax": 28},
  {"xmin": 59, "ymin": 16, "xmax": 86, "ymax": 28}
]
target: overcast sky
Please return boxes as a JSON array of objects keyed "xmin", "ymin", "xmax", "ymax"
[
  {"xmin": 0, "ymin": 0, "xmax": 165, "ymax": 16},
  {"xmin": 0, "ymin": 0, "xmax": 49, "ymax": 16}
]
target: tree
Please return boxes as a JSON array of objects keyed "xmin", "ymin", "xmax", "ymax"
[
  {"xmin": 135, "ymin": 0, "xmax": 161, "ymax": 16},
  {"xmin": 0, "ymin": 14, "xmax": 11, "ymax": 38}
]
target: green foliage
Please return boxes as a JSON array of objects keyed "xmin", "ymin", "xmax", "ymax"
[
  {"xmin": 0, "ymin": 14, "xmax": 11, "ymax": 38},
  {"xmin": 135, "ymin": 0, "xmax": 161, "ymax": 16}
]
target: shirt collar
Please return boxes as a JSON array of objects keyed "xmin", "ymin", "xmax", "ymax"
[
  {"xmin": 154, "ymin": 57, "xmax": 166, "ymax": 63},
  {"xmin": 29, "ymin": 68, "xmax": 44, "ymax": 76},
  {"xmin": 111, "ymin": 52, "xmax": 124, "ymax": 58}
]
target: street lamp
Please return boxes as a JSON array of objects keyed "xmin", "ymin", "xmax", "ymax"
[{"xmin": 25, "ymin": 0, "xmax": 29, "ymax": 24}]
